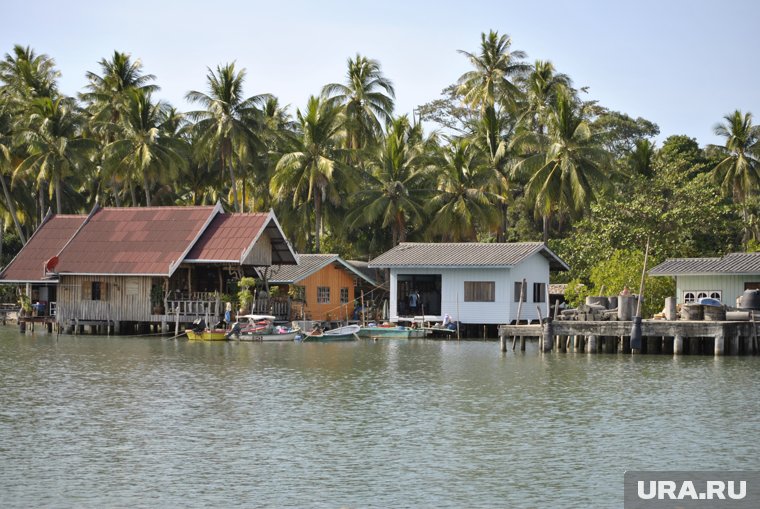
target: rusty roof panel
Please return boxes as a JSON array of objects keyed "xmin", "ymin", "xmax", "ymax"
[
  {"xmin": 0, "ymin": 215, "xmax": 87, "ymax": 282},
  {"xmin": 55, "ymin": 206, "xmax": 216, "ymax": 275},
  {"xmin": 186, "ymin": 213, "xmax": 269, "ymax": 262}
]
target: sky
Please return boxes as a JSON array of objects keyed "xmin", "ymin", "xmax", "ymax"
[{"xmin": 2, "ymin": 0, "xmax": 759, "ymax": 147}]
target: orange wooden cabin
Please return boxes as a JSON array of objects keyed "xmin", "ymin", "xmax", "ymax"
[{"xmin": 268, "ymin": 254, "xmax": 378, "ymax": 321}]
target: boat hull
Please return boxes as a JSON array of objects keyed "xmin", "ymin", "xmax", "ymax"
[
  {"xmin": 303, "ymin": 333, "xmax": 357, "ymax": 342},
  {"xmin": 357, "ymin": 326, "xmax": 427, "ymax": 339},
  {"xmin": 236, "ymin": 330, "xmax": 299, "ymax": 342},
  {"xmin": 186, "ymin": 329, "xmax": 228, "ymax": 341}
]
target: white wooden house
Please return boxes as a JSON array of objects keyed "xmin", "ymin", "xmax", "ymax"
[
  {"xmin": 368, "ymin": 242, "xmax": 569, "ymax": 324},
  {"xmin": 649, "ymin": 252, "xmax": 760, "ymax": 305}
]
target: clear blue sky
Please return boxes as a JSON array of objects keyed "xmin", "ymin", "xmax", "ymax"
[{"xmin": 3, "ymin": 0, "xmax": 758, "ymax": 146}]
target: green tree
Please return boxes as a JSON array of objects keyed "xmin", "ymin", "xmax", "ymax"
[
  {"xmin": 81, "ymin": 51, "xmax": 159, "ymax": 206},
  {"xmin": 14, "ymin": 96, "xmax": 95, "ymax": 214},
  {"xmin": 322, "ymin": 54, "xmax": 395, "ymax": 150},
  {"xmin": 518, "ymin": 59, "xmax": 572, "ymax": 134},
  {"xmin": 347, "ymin": 115, "xmax": 432, "ymax": 246},
  {"xmin": 270, "ymin": 96, "xmax": 348, "ymax": 253},
  {"xmin": 512, "ymin": 89, "xmax": 612, "ymax": 243},
  {"xmin": 426, "ymin": 138, "xmax": 506, "ymax": 241},
  {"xmin": 103, "ymin": 89, "xmax": 187, "ymax": 206},
  {"xmin": 0, "ymin": 93, "xmax": 26, "ymax": 243},
  {"xmin": 186, "ymin": 62, "xmax": 268, "ymax": 212},
  {"xmin": 709, "ymin": 110, "xmax": 760, "ymax": 244},
  {"xmin": 456, "ymin": 30, "xmax": 528, "ymax": 112}
]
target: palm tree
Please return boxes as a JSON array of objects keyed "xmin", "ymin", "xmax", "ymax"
[
  {"xmin": 426, "ymin": 138, "xmax": 506, "ymax": 241},
  {"xmin": 186, "ymin": 62, "xmax": 268, "ymax": 212},
  {"xmin": 14, "ymin": 96, "xmax": 95, "ymax": 214},
  {"xmin": 82, "ymin": 51, "xmax": 158, "ymax": 206},
  {"xmin": 0, "ymin": 45, "xmax": 59, "ymax": 101},
  {"xmin": 628, "ymin": 139, "xmax": 656, "ymax": 178},
  {"xmin": 519, "ymin": 59, "xmax": 572, "ymax": 134},
  {"xmin": 270, "ymin": 95, "xmax": 347, "ymax": 252},
  {"xmin": 710, "ymin": 110, "xmax": 760, "ymax": 243},
  {"xmin": 347, "ymin": 115, "xmax": 432, "ymax": 246},
  {"xmin": 322, "ymin": 54, "xmax": 395, "ymax": 150},
  {"xmin": 0, "ymin": 94, "xmax": 26, "ymax": 243},
  {"xmin": 511, "ymin": 90, "xmax": 612, "ymax": 243},
  {"xmin": 103, "ymin": 89, "xmax": 187, "ymax": 206},
  {"xmin": 456, "ymin": 30, "xmax": 528, "ymax": 113}
]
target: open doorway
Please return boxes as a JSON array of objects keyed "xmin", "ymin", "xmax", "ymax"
[{"xmin": 397, "ymin": 274, "xmax": 441, "ymax": 317}]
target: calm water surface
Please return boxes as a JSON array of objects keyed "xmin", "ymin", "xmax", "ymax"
[{"xmin": 1, "ymin": 327, "xmax": 759, "ymax": 508}]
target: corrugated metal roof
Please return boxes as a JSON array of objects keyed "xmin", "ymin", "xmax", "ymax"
[
  {"xmin": 56, "ymin": 206, "xmax": 217, "ymax": 276},
  {"xmin": 269, "ymin": 254, "xmax": 377, "ymax": 285},
  {"xmin": 0, "ymin": 215, "xmax": 86, "ymax": 282},
  {"xmin": 649, "ymin": 252, "xmax": 760, "ymax": 275},
  {"xmin": 368, "ymin": 242, "xmax": 569, "ymax": 271},
  {"xmin": 186, "ymin": 213, "xmax": 268, "ymax": 262}
]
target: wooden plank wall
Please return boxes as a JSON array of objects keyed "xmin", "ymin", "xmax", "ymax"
[
  {"xmin": 300, "ymin": 263, "xmax": 355, "ymax": 321},
  {"xmin": 58, "ymin": 275, "xmax": 153, "ymax": 323}
]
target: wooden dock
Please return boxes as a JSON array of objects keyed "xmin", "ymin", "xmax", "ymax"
[{"xmin": 498, "ymin": 319, "xmax": 759, "ymax": 356}]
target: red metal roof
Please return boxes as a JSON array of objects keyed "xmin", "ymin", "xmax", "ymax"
[
  {"xmin": 186, "ymin": 213, "xmax": 268, "ymax": 262},
  {"xmin": 0, "ymin": 215, "xmax": 87, "ymax": 282},
  {"xmin": 56, "ymin": 206, "xmax": 217, "ymax": 275}
]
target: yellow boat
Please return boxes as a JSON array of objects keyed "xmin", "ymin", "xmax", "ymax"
[{"xmin": 185, "ymin": 328, "xmax": 228, "ymax": 341}]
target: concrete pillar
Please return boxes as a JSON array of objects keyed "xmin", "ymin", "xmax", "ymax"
[
  {"xmin": 664, "ymin": 297, "xmax": 677, "ymax": 320},
  {"xmin": 674, "ymin": 335, "xmax": 684, "ymax": 355},
  {"xmin": 729, "ymin": 333, "xmax": 739, "ymax": 356},
  {"xmin": 587, "ymin": 335, "xmax": 598, "ymax": 354},
  {"xmin": 618, "ymin": 296, "xmax": 633, "ymax": 321},
  {"xmin": 714, "ymin": 333, "xmax": 725, "ymax": 356},
  {"xmin": 500, "ymin": 334, "xmax": 507, "ymax": 352}
]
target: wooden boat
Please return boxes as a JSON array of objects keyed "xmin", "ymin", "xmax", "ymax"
[
  {"xmin": 186, "ymin": 318, "xmax": 228, "ymax": 341},
  {"xmin": 302, "ymin": 324, "xmax": 360, "ymax": 342},
  {"xmin": 226, "ymin": 314, "xmax": 276, "ymax": 340},
  {"xmin": 357, "ymin": 325, "xmax": 427, "ymax": 339},
  {"xmin": 237, "ymin": 328, "xmax": 300, "ymax": 342},
  {"xmin": 186, "ymin": 328, "xmax": 228, "ymax": 341}
]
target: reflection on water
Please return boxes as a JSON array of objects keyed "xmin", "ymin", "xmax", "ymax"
[{"xmin": 1, "ymin": 329, "xmax": 759, "ymax": 508}]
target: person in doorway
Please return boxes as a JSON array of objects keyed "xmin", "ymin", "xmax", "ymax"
[{"xmin": 408, "ymin": 289, "xmax": 419, "ymax": 315}]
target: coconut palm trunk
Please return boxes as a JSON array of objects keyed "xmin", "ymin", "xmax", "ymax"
[{"xmin": 0, "ymin": 173, "xmax": 26, "ymax": 244}]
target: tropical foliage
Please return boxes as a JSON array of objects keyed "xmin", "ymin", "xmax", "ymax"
[{"xmin": 0, "ymin": 31, "xmax": 757, "ymax": 300}]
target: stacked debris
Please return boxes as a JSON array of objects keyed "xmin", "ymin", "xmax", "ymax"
[{"xmin": 558, "ymin": 295, "xmax": 638, "ymax": 321}]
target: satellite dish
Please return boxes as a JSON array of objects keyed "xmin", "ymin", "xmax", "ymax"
[{"xmin": 45, "ymin": 256, "xmax": 59, "ymax": 272}]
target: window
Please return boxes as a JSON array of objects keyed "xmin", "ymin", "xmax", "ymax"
[
  {"xmin": 465, "ymin": 281, "xmax": 495, "ymax": 302},
  {"xmin": 92, "ymin": 282, "xmax": 102, "ymax": 301},
  {"xmin": 340, "ymin": 287, "xmax": 349, "ymax": 304},
  {"xmin": 317, "ymin": 286, "xmax": 330, "ymax": 304},
  {"xmin": 513, "ymin": 281, "xmax": 526, "ymax": 302},
  {"xmin": 533, "ymin": 282, "xmax": 546, "ymax": 303},
  {"xmin": 82, "ymin": 281, "xmax": 107, "ymax": 301},
  {"xmin": 683, "ymin": 290, "xmax": 722, "ymax": 303}
]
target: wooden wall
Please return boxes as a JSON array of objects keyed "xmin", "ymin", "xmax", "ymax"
[
  {"xmin": 243, "ymin": 232, "xmax": 272, "ymax": 266},
  {"xmin": 300, "ymin": 263, "xmax": 355, "ymax": 321},
  {"xmin": 58, "ymin": 275, "xmax": 153, "ymax": 323}
]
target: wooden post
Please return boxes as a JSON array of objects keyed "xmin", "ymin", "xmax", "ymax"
[
  {"xmin": 361, "ymin": 290, "xmax": 366, "ymax": 327},
  {"xmin": 174, "ymin": 307, "xmax": 180, "ymax": 337},
  {"xmin": 456, "ymin": 292, "xmax": 460, "ymax": 340},
  {"xmin": 512, "ymin": 280, "xmax": 525, "ymax": 350},
  {"xmin": 500, "ymin": 333, "xmax": 507, "ymax": 352}
]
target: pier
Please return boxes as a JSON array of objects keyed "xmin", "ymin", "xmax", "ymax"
[{"xmin": 498, "ymin": 318, "xmax": 759, "ymax": 356}]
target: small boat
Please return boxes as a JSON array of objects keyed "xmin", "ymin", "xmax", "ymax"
[
  {"xmin": 237, "ymin": 327, "xmax": 300, "ymax": 342},
  {"xmin": 302, "ymin": 324, "xmax": 360, "ymax": 342},
  {"xmin": 357, "ymin": 324, "xmax": 427, "ymax": 339},
  {"xmin": 186, "ymin": 319, "xmax": 228, "ymax": 341},
  {"xmin": 226, "ymin": 314, "xmax": 276, "ymax": 340},
  {"xmin": 186, "ymin": 328, "xmax": 228, "ymax": 341}
]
